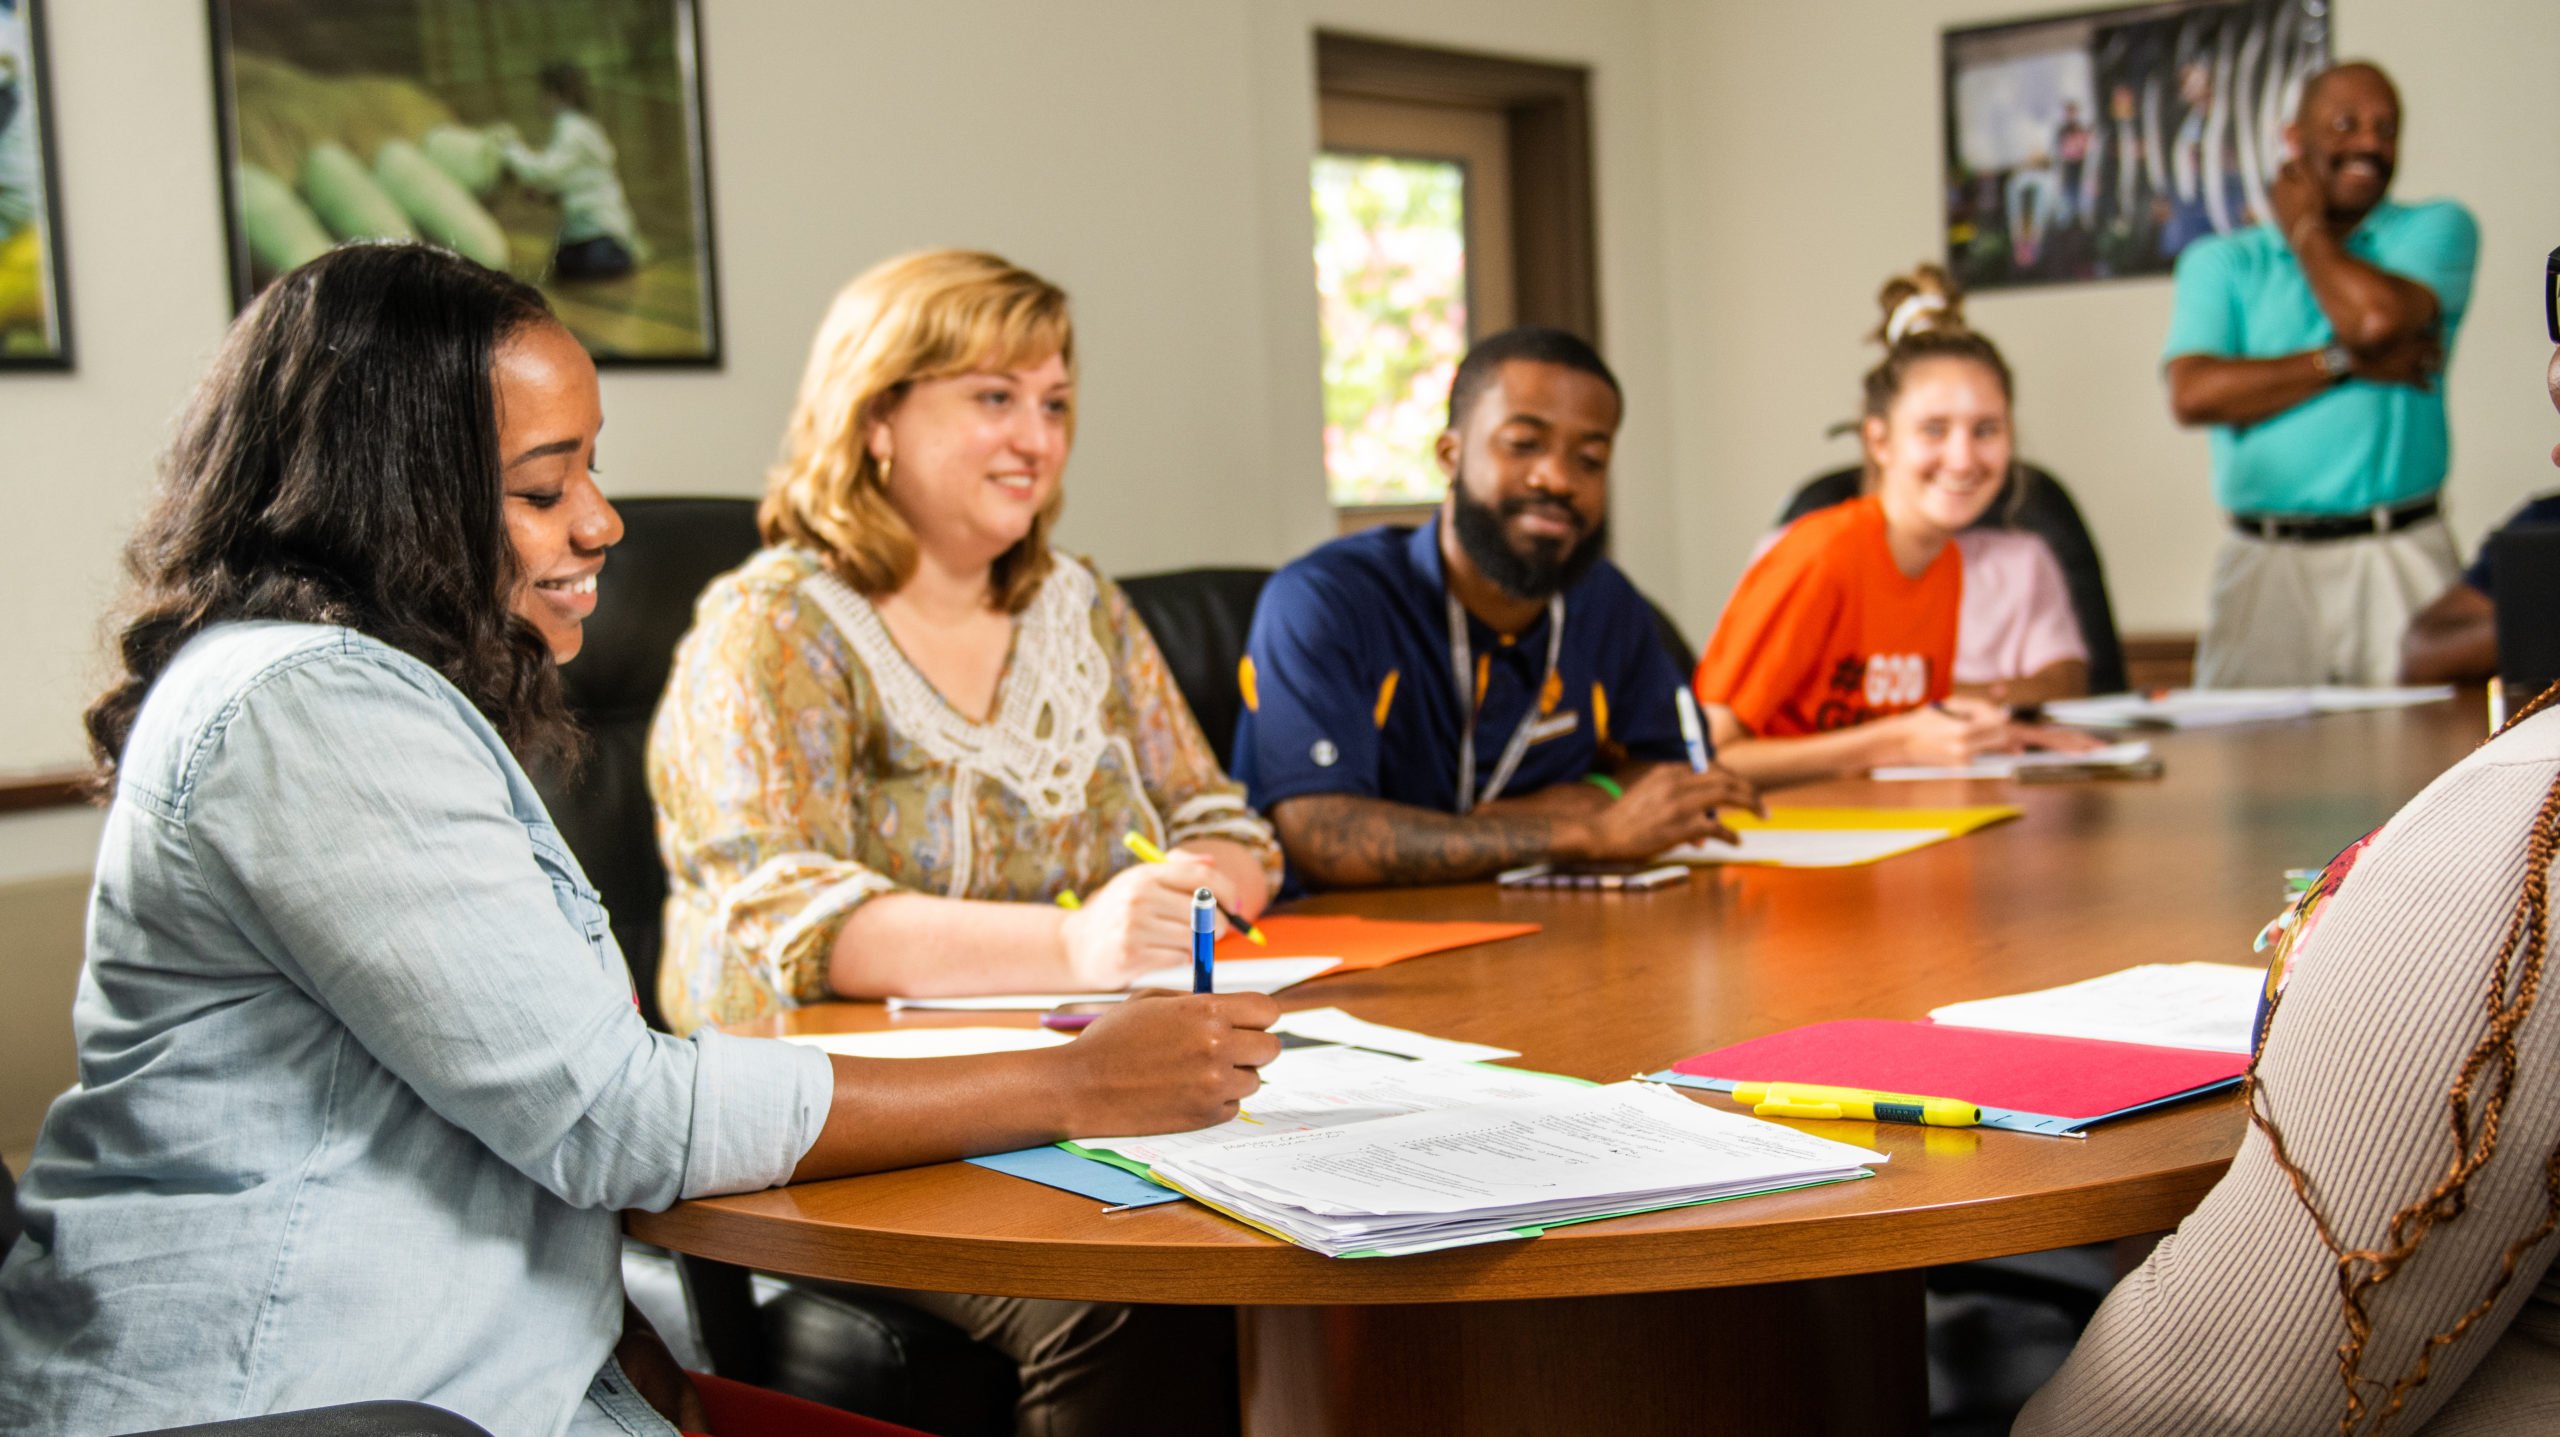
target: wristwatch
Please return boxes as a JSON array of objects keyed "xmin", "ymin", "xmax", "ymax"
[{"xmin": 2315, "ymin": 343, "xmax": 2354, "ymax": 384}]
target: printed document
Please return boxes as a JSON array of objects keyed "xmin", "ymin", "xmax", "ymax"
[
  {"xmin": 1148, "ymin": 1081, "xmax": 1883, "ymax": 1256},
  {"xmin": 1928, "ymin": 962, "xmax": 2266, "ymax": 1054}
]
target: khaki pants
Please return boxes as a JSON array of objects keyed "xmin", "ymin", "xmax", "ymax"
[
  {"xmin": 2196, "ymin": 517, "xmax": 2460, "ymax": 688},
  {"xmin": 846, "ymin": 1288, "xmax": 1238, "ymax": 1437}
]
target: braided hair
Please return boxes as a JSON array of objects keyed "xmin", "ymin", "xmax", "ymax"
[{"xmin": 2247, "ymin": 679, "xmax": 2560, "ymax": 1434}]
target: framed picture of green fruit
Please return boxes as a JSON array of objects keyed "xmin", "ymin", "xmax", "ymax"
[
  {"xmin": 207, "ymin": 0, "xmax": 721, "ymax": 367},
  {"xmin": 1, "ymin": 0, "xmax": 72, "ymax": 369}
]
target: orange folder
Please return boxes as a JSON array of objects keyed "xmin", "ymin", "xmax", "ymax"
[{"xmin": 1214, "ymin": 914, "xmax": 1540, "ymax": 972}]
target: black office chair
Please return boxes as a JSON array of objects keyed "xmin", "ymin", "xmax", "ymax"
[
  {"xmin": 1115, "ymin": 567, "xmax": 1273, "ymax": 771},
  {"xmin": 1778, "ymin": 464, "xmax": 2128, "ymax": 695},
  {"xmin": 0, "ymin": 1159, "xmax": 493, "ymax": 1437},
  {"xmin": 1115, "ymin": 563, "xmax": 1703, "ymax": 767},
  {"xmin": 524, "ymin": 497, "xmax": 1016, "ymax": 1436},
  {"xmin": 534, "ymin": 497, "xmax": 764, "ymax": 1031},
  {"xmin": 2492, "ymin": 528, "xmax": 2560, "ymax": 705}
]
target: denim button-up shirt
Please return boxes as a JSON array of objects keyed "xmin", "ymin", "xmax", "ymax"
[{"xmin": 0, "ymin": 623, "xmax": 832, "ymax": 1437}]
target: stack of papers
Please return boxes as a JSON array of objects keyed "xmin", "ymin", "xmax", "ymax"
[
  {"xmin": 1925, "ymin": 962, "xmax": 2265, "ymax": 1055},
  {"xmin": 2043, "ymin": 686, "xmax": 2452, "ymax": 730},
  {"xmin": 1146, "ymin": 1081, "xmax": 1884, "ymax": 1258},
  {"xmin": 1873, "ymin": 740, "xmax": 2156, "ymax": 782},
  {"xmin": 1069, "ymin": 1045, "xmax": 1566, "ymax": 1172}
]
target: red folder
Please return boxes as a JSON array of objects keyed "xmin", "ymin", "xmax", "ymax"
[{"xmin": 1670, "ymin": 1019, "xmax": 2249, "ymax": 1126}]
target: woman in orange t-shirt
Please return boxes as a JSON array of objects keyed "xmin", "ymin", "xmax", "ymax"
[{"xmin": 1696, "ymin": 266, "xmax": 2089, "ymax": 784}]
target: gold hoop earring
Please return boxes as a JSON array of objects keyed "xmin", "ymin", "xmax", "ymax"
[{"xmin": 876, "ymin": 454, "xmax": 893, "ymax": 488}]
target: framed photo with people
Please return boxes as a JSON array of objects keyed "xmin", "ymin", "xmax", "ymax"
[
  {"xmin": 206, "ymin": 0, "xmax": 722, "ymax": 366},
  {"xmin": 1, "ymin": 0, "xmax": 71, "ymax": 369},
  {"xmin": 1942, "ymin": 0, "xmax": 2331, "ymax": 291}
]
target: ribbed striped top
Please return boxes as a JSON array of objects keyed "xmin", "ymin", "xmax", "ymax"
[{"xmin": 2019, "ymin": 705, "xmax": 2560, "ymax": 1435}]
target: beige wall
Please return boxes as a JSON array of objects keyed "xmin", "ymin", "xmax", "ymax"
[{"xmin": 1652, "ymin": 0, "xmax": 2560, "ymax": 640}]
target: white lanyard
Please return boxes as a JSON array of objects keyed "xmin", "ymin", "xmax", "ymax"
[{"xmin": 1445, "ymin": 591, "xmax": 1566, "ymax": 814}]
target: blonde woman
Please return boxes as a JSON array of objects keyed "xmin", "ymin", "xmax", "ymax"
[{"xmin": 648, "ymin": 249, "xmax": 1270, "ymax": 1435}]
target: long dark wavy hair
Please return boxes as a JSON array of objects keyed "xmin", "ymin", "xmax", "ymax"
[{"xmin": 85, "ymin": 243, "xmax": 581, "ymax": 786}]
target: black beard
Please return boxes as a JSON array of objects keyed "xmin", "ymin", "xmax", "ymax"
[{"xmin": 1449, "ymin": 477, "xmax": 1607, "ymax": 602}]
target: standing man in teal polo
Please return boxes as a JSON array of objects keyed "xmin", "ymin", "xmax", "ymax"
[{"xmin": 2164, "ymin": 61, "xmax": 2477, "ymax": 686}]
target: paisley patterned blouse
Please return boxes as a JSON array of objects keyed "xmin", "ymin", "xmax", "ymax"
[{"xmin": 647, "ymin": 546, "xmax": 1280, "ymax": 1035}]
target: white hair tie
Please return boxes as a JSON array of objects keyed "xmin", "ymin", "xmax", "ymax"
[{"xmin": 1885, "ymin": 293, "xmax": 1948, "ymax": 345}]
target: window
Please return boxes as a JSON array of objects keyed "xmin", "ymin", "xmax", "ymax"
[
  {"xmin": 1312, "ymin": 35, "xmax": 1594, "ymax": 529},
  {"xmin": 1314, "ymin": 99, "xmax": 1509, "ymax": 510}
]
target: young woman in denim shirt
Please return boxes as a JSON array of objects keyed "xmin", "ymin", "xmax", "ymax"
[{"xmin": 0, "ymin": 244, "xmax": 1278, "ymax": 1437}]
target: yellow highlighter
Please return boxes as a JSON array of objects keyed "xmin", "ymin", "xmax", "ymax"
[
  {"xmin": 1054, "ymin": 890, "xmax": 1081, "ymax": 910},
  {"xmin": 1121, "ymin": 831, "xmax": 1266, "ymax": 944},
  {"xmin": 1730, "ymin": 1080, "xmax": 1981, "ymax": 1128}
]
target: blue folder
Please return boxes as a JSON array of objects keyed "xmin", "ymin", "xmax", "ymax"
[{"xmin": 966, "ymin": 1146, "xmax": 1185, "ymax": 1208}]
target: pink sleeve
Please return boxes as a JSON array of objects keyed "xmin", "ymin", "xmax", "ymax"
[
  {"xmin": 2013, "ymin": 537, "xmax": 2089, "ymax": 674},
  {"xmin": 1953, "ymin": 532, "xmax": 2087, "ymax": 684}
]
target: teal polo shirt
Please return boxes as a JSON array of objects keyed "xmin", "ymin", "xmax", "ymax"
[{"xmin": 2161, "ymin": 198, "xmax": 2478, "ymax": 516}]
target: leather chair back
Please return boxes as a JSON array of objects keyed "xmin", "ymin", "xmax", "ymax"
[
  {"xmin": 1778, "ymin": 464, "xmax": 2127, "ymax": 695},
  {"xmin": 532, "ymin": 497, "xmax": 765, "ymax": 1029},
  {"xmin": 1114, "ymin": 567, "xmax": 1273, "ymax": 771}
]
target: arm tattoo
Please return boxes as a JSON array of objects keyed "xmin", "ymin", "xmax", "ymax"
[{"xmin": 1272, "ymin": 793, "xmax": 1563, "ymax": 888}]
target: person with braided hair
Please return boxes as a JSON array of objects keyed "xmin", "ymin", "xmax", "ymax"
[{"xmin": 2016, "ymin": 321, "xmax": 2560, "ymax": 1436}]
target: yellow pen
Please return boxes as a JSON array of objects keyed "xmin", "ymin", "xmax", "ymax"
[
  {"xmin": 1120, "ymin": 831, "xmax": 1266, "ymax": 944},
  {"xmin": 1729, "ymin": 1080, "xmax": 1981, "ymax": 1128}
]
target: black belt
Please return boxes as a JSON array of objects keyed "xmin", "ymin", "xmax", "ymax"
[{"xmin": 2230, "ymin": 497, "xmax": 2439, "ymax": 543}]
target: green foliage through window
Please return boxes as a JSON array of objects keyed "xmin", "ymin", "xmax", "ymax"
[{"xmin": 1312, "ymin": 152, "xmax": 1467, "ymax": 508}]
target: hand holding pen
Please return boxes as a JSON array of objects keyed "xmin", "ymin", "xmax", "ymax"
[
  {"xmin": 1122, "ymin": 832, "xmax": 1265, "ymax": 945},
  {"xmin": 1052, "ymin": 850, "xmax": 1232, "ymax": 991}
]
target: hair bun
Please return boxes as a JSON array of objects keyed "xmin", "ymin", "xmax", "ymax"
[{"xmin": 1872, "ymin": 263, "xmax": 1969, "ymax": 347}]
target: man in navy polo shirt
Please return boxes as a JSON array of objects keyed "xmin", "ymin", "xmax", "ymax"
[{"xmin": 1234, "ymin": 327, "xmax": 1757, "ymax": 888}]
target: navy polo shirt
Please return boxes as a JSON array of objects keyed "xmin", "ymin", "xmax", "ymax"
[{"xmin": 1234, "ymin": 519, "xmax": 1690, "ymax": 821}]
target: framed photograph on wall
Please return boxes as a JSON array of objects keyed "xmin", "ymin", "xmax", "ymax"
[
  {"xmin": 1, "ymin": 0, "xmax": 72, "ymax": 369},
  {"xmin": 208, "ymin": 0, "xmax": 721, "ymax": 366},
  {"xmin": 1943, "ymin": 0, "xmax": 2331, "ymax": 291}
]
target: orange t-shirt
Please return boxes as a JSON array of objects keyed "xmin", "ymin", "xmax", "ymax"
[{"xmin": 1693, "ymin": 494, "xmax": 1961, "ymax": 737}]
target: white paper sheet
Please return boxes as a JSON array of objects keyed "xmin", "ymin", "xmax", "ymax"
[
  {"xmin": 1267, "ymin": 1007, "xmax": 1520, "ymax": 1062},
  {"xmin": 2043, "ymin": 687, "xmax": 2452, "ymax": 730},
  {"xmin": 1873, "ymin": 741, "xmax": 2155, "ymax": 782},
  {"xmin": 1075, "ymin": 1056, "xmax": 1574, "ymax": 1168},
  {"xmin": 1927, "ymin": 962, "xmax": 2267, "ymax": 1054},
  {"xmin": 1659, "ymin": 828, "xmax": 1952, "ymax": 867},
  {"xmin": 885, "ymin": 956, "xmax": 1342, "ymax": 1011},
  {"xmin": 777, "ymin": 1027, "xmax": 1071, "ymax": 1058}
]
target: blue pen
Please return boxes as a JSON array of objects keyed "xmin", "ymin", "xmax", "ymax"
[
  {"xmin": 1190, "ymin": 888, "xmax": 1217, "ymax": 994},
  {"xmin": 1674, "ymin": 685, "xmax": 1715, "ymax": 771}
]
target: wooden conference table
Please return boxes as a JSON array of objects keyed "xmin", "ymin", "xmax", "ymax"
[{"xmin": 627, "ymin": 698, "xmax": 2487, "ymax": 1436}]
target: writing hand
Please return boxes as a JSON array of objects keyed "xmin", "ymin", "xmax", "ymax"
[
  {"xmin": 1060, "ymin": 853, "xmax": 1223, "ymax": 990},
  {"xmin": 1059, "ymin": 991, "xmax": 1282, "ymax": 1135},
  {"xmin": 1564, "ymin": 763, "xmax": 1763, "ymax": 861}
]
